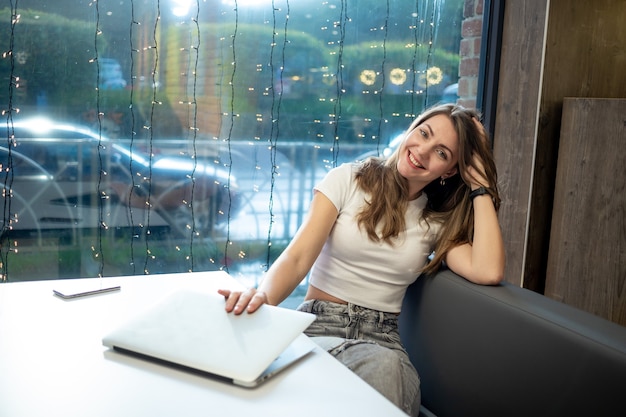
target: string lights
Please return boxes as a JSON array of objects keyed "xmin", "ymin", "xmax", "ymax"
[{"xmin": 0, "ymin": 0, "xmax": 456, "ymax": 284}]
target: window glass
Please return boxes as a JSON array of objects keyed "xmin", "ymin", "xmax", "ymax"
[{"xmin": 1, "ymin": 0, "xmax": 481, "ymax": 303}]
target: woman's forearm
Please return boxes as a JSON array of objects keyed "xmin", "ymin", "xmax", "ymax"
[{"xmin": 469, "ymin": 194, "xmax": 505, "ymax": 283}]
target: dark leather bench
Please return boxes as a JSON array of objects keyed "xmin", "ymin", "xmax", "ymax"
[{"xmin": 399, "ymin": 269, "xmax": 626, "ymax": 417}]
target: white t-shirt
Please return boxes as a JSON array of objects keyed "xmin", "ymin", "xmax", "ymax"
[{"xmin": 309, "ymin": 163, "xmax": 439, "ymax": 313}]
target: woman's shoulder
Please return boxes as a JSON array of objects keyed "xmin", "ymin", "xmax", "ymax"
[
  {"xmin": 321, "ymin": 159, "xmax": 386, "ymax": 192},
  {"xmin": 335, "ymin": 161, "xmax": 361, "ymax": 173},
  {"xmin": 315, "ymin": 162, "xmax": 364, "ymax": 210},
  {"xmin": 324, "ymin": 161, "xmax": 362, "ymax": 181}
]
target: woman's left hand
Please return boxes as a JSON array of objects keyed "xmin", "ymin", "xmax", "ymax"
[{"xmin": 466, "ymin": 157, "xmax": 488, "ymax": 190}]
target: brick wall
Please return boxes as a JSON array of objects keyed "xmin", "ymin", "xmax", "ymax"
[{"xmin": 458, "ymin": 0, "xmax": 484, "ymax": 108}]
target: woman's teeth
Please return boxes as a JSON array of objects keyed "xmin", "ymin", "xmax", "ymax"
[{"xmin": 409, "ymin": 152, "xmax": 424, "ymax": 168}]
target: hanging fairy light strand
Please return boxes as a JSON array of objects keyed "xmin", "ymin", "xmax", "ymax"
[
  {"xmin": 423, "ymin": 0, "xmax": 436, "ymax": 107},
  {"xmin": 186, "ymin": 0, "xmax": 201, "ymax": 272},
  {"xmin": 416, "ymin": 0, "xmax": 441, "ymax": 108},
  {"xmin": 142, "ymin": 0, "xmax": 161, "ymax": 274},
  {"xmin": 174, "ymin": 1, "xmax": 203, "ymax": 272},
  {"xmin": 222, "ymin": 0, "xmax": 239, "ymax": 273},
  {"xmin": 264, "ymin": 0, "xmax": 290, "ymax": 271},
  {"xmin": 0, "ymin": 0, "xmax": 21, "ymax": 282},
  {"xmin": 330, "ymin": 0, "xmax": 348, "ymax": 167},
  {"xmin": 375, "ymin": 0, "xmax": 390, "ymax": 154},
  {"xmin": 127, "ymin": 0, "xmax": 140, "ymax": 275},
  {"xmin": 409, "ymin": 1, "xmax": 421, "ymax": 118},
  {"xmin": 91, "ymin": 0, "xmax": 106, "ymax": 278}
]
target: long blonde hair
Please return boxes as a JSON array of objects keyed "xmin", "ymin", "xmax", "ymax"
[{"xmin": 354, "ymin": 104, "xmax": 500, "ymax": 275}]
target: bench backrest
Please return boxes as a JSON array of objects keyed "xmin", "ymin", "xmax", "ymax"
[{"xmin": 399, "ymin": 270, "xmax": 626, "ymax": 417}]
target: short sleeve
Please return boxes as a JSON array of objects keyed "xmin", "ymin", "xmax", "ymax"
[{"xmin": 313, "ymin": 163, "xmax": 356, "ymax": 212}]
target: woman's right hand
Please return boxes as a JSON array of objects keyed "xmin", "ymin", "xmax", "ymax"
[
  {"xmin": 216, "ymin": 191, "xmax": 338, "ymax": 316},
  {"xmin": 217, "ymin": 288, "xmax": 269, "ymax": 315}
]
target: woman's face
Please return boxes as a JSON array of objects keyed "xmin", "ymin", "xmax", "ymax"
[{"xmin": 396, "ymin": 113, "xmax": 459, "ymax": 196}]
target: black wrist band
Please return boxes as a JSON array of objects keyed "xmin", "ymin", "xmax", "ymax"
[{"xmin": 469, "ymin": 186, "xmax": 489, "ymax": 200}]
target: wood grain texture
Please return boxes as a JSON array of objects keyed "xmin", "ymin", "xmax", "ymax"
[
  {"xmin": 492, "ymin": 0, "xmax": 547, "ymax": 287},
  {"xmin": 545, "ymin": 98, "xmax": 626, "ymax": 325},
  {"xmin": 495, "ymin": 0, "xmax": 626, "ymax": 296},
  {"xmin": 525, "ymin": 0, "xmax": 626, "ymax": 294}
]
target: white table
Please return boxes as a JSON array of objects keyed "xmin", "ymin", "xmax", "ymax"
[{"xmin": 0, "ymin": 271, "xmax": 406, "ymax": 416}]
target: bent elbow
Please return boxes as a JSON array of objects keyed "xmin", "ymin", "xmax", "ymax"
[
  {"xmin": 471, "ymin": 267, "xmax": 504, "ymax": 286},
  {"xmin": 484, "ymin": 273, "xmax": 504, "ymax": 286},
  {"xmin": 483, "ymin": 265, "xmax": 505, "ymax": 285},
  {"xmin": 479, "ymin": 256, "xmax": 505, "ymax": 285}
]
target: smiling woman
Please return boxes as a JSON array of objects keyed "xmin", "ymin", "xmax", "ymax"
[
  {"xmin": 0, "ymin": 0, "xmax": 483, "ymax": 287},
  {"xmin": 219, "ymin": 103, "xmax": 504, "ymax": 416},
  {"xmin": 395, "ymin": 113, "xmax": 460, "ymax": 198}
]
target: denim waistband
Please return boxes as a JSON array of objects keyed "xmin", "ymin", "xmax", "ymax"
[{"xmin": 297, "ymin": 299, "xmax": 398, "ymax": 327}]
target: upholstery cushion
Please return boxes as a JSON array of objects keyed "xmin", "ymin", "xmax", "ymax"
[{"xmin": 399, "ymin": 270, "xmax": 626, "ymax": 417}]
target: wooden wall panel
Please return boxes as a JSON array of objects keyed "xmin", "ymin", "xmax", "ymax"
[
  {"xmin": 524, "ymin": 0, "xmax": 626, "ymax": 294},
  {"xmin": 494, "ymin": 0, "xmax": 626, "ymax": 300},
  {"xmin": 492, "ymin": 0, "xmax": 548, "ymax": 287},
  {"xmin": 545, "ymin": 98, "xmax": 626, "ymax": 325}
]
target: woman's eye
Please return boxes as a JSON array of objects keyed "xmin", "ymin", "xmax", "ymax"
[
  {"xmin": 419, "ymin": 129, "xmax": 427, "ymax": 138},
  {"xmin": 436, "ymin": 149, "xmax": 448, "ymax": 160}
]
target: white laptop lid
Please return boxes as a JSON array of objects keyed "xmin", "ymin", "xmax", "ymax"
[{"xmin": 102, "ymin": 290, "xmax": 315, "ymax": 387}]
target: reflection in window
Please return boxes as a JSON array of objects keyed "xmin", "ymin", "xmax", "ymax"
[{"xmin": 0, "ymin": 0, "xmax": 480, "ymax": 297}]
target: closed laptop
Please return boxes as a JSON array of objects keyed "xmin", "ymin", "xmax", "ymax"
[{"xmin": 102, "ymin": 290, "xmax": 316, "ymax": 387}]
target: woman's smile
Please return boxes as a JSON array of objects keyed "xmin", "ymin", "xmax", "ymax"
[{"xmin": 407, "ymin": 150, "xmax": 425, "ymax": 169}]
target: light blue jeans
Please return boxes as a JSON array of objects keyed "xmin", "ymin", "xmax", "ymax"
[{"xmin": 297, "ymin": 299, "xmax": 421, "ymax": 416}]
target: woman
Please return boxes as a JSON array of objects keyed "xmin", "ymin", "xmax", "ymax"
[{"xmin": 219, "ymin": 104, "xmax": 505, "ymax": 416}]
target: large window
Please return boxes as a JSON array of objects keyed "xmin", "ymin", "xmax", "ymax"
[{"xmin": 1, "ymin": 0, "xmax": 483, "ymax": 301}]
